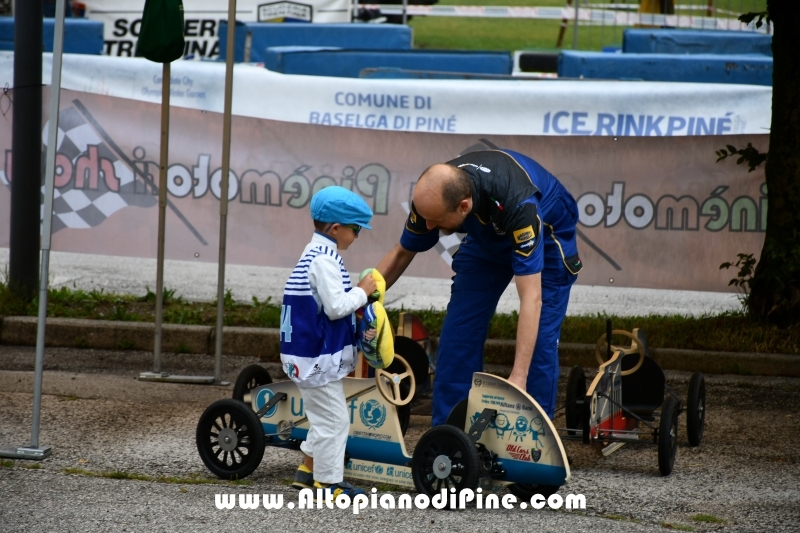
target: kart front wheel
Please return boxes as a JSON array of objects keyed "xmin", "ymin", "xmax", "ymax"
[
  {"xmin": 412, "ymin": 425, "xmax": 479, "ymax": 501},
  {"xmin": 196, "ymin": 399, "xmax": 265, "ymax": 480}
]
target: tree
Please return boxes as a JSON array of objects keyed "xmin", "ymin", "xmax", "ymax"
[{"xmin": 740, "ymin": 3, "xmax": 800, "ymax": 327}]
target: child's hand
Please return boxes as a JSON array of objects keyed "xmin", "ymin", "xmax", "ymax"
[
  {"xmin": 363, "ymin": 328, "xmax": 376, "ymax": 341},
  {"xmin": 357, "ymin": 273, "xmax": 377, "ymax": 297}
]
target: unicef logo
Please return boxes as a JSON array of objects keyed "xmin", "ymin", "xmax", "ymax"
[
  {"xmin": 255, "ymin": 389, "xmax": 278, "ymax": 418},
  {"xmin": 375, "ymin": 465, "xmax": 384, "ymax": 475},
  {"xmin": 359, "ymin": 399, "xmax": 387, "ymax": 429}
]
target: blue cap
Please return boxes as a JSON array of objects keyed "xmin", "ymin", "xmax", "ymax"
[{"xmin": 310, "ymin": 186, "xmax": 373, "ymax": 229}]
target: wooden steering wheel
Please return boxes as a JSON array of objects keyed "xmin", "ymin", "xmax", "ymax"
[
  {"xmin": 375, "ymin": 354, "xmax": 416, "ymax": 406},
  {"xmin": 594, "ymin": 329, "xmax": 646, "ymax": 377}
]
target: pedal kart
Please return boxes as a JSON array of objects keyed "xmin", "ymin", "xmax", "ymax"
[
  {"xmin": 559, "ymin": 322, "xmax": 707, "ymax": 476},
  {"xmin": 195, "ymin": 314, "xmax": 571, "ymax": 498}
]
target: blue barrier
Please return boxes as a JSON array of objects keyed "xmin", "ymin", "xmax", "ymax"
[
  {"xmin": 558, "ymin": 51, "xmax": 772, "ymax": 86},
  {"xmin": 623, "ymin": 29, "xmax": 772, "ymax": 56},
  {"xmin": 218, "ymin": 21, "xmax": 413, "ymax": 62},
  {"xmin": 263, "ymin": 47, "xmax": 512, "ymax": 78},
  {"xmin": 360, "ymin": 67, "xmax": 522, "ymax": 80},
  {"xmin": 0, "ymin": 18, "xmax": 104, "ymax": 55}
]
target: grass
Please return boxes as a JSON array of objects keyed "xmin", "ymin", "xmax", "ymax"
[
  {"xmin": 1, "ymin": 282, "xmax": 797, "ymax": 354},
  {"xmin": 691, "ymin": 513, "xmax": 727, "ymax": 524},
  {"xmin": 409, "ymin": 0, "xmax": 769, "ymax": 52},
  {"xmin": 60, "ymin": 467, "xmax": 251, "ymax": 486}
]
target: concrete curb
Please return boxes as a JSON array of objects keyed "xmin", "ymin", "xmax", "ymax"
[{"xmin": 1, "ymin": 316, "xmax": 797, "ymax": 377}]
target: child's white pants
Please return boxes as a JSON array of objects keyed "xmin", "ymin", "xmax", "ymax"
[{"xmin": 298, "ymin": 379, "xmax": 350, "ymax": 484}]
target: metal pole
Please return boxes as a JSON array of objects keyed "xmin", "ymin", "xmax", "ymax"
[
  {"xmin": 31, "ymin": 0, "xmax": 68, "ymax": 453},
  {"xmin": 402, "ymin": 0, "xmax": 408, "ymax": 25},
  {"xmin": 215, "ymin": 0, "xmax": 238, "ymax": 384},
  {"xmin": 573, "ymin": 0, "xmax": 580, "ymax": 50},
  {"xmin": 137, "ymin": 31, "xmax": 217, "ymax": 386},
  {"xmin": 0, "ymin": 0, "xmax": 64, "ymax": 461},
  {"xmin": 153, "ymin": 62, "xmax": 170, "ymax": 374}
]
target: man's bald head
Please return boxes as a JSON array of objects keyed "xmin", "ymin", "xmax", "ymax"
[
  {"xmin": 412, "ymin": 163, "xmax": 473, "ymax": 234},
  {"xmin": 414, "ymin": 164, "xmax": 472, "ymax": 213}
]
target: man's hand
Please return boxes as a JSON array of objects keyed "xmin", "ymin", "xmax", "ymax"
[
  {"xmin": 507, "ymin": 371, "xmax": 528, "ymax": 392},
  {"xmin": 357, "ymin": 273, "xmax": 378, "ymax": 297}
]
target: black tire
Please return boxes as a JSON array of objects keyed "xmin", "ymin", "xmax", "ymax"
[
  {"xmin": 196, "ymin": 399, "xmax": 266, "ymax": 480},
  {"xmin": 393, "ymin": 336, "xmax": 432, "ymax": 395},
  {"xmin": 232, "ymin": 364, "xmax": 272, "ymax": 403},
  {"xmin": 508, "ymin": 483, "xmax": 559, "ymax": 501},
  {"xmin": 686, "ymin": 373, "xmax": 706, "ymax": 447},
  {"xmin": 444, "ymin": 398, "xmax": 469, "ymax": 430},
  {"xmin": 658, "ymin": 396, "xmax": 679, "ymax": 476},
  {"xmin": 565, "ymin": 366, "xmax": 586, "ymax": 435},
  {"xmin": 412, "ymin": 425, "xmax": 480, "ymax": 502},
  {"xmin": 397, "ymin": 379, "xmax": 412, "ymax": 436}
]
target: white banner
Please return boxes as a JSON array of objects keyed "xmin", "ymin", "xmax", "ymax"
[
  {"xmin": 359, "ymin": 4, "xmax": 768, "ymax": 32},
  {"xmin": 83, "ymin": 0, "xmax": 351, "ymax": 59},
  {"xmin": 0, "ymin": 52, "xmax": 772, "ymax": 136}
]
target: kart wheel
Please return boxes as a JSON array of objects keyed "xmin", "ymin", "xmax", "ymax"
[
  {"xmin": 397, "ymin": 379, "xmax": 412, "ymax": 436},
  {"xmin": 393, "ymin": 336, "xmax": 432, "ymax": 395},
  {"xmin": 686, "ymin": 373, "xmax": 706, "ymax": 447},
  {"xmin": 232, "ymin": 364, "xmax": 272, "ymax": 403},
  {"xmin": 508, "ymin": 483, "xmax": 559, "ymax": 501},
  {"xmin": 658, "ymin": 396, "xmax": 679, "ymax": 476},
  {"xmin": 196, "ymin": 398, "xmax": 265, "ymax": 480},
  {"xmin": 445, "ymin": 398, "xmax": 469, "ymax": 431},
  {"xmin": 412, "ymin": 425, "xmax": 479, "ymax": 500},
  {"xmin": 565, "ymin": 366, "xmax": 586, "ymax": 435}
]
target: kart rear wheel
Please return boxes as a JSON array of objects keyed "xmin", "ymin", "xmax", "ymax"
[
  {"xmin": 508, "ymin": 483, "xmax": 559, "ymax": 501},
  {"xmin": 565, "ymin": 366, "xmax": 586, "ymax": 435},
  {"xmin": 686, "ymin": 373, "xmax": 706, "ymax": 447},
  {"xmin": 445, "ymin": 398, "xmax": 469, "ymax": 430},
  {"xmin": 658, "ymin": 396, "xmax": 679, "ymax": 476},
  {"xmin": 232, "ymin": 364, "xmax": 272, "ymax": 403},
  {"xmin": 397, "ymin": 379, "xmax": 411, "ymax": 435},
  {"xmin": 196, "ymin": 399, "xmax": 265, "ymax": 480},
  {"xmin": 412, "ymin": 425, "xmax": 479, "ymax": 502},
  {"xmin": 393, "ymin": 336, "xmax": 432, "ymax": 395}
]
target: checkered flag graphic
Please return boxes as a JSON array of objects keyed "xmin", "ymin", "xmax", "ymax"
[{"xmin": 39, "ymin": 104, "xmax": 158, "ymax": 233}]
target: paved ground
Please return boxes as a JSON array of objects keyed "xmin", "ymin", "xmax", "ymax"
[
  {"xmin": 1, "ymin": 345, "xmax": 799, "ymax": 532},
  {"xmin": 0, "ymin": 248, "xmax": 742, "ymax": 317}
]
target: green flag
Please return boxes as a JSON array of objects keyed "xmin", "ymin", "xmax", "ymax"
[{"xmin": 136, "ymin": 0, "xmax": 185, "ymax": 63}]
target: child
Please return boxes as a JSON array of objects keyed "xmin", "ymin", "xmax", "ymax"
[{"xmin": 280, "ymin": 186, "xmax": 378, "ymax": 499}]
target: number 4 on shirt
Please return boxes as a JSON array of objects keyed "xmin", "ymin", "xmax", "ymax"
[{"xmin": 280, "ymin": 305, "xmax": 292, "ymax": 342}]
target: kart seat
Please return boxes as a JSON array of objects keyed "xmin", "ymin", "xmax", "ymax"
[{"xmin": 620, "ymin": 352, "xmax": 665, "ymax": 417}]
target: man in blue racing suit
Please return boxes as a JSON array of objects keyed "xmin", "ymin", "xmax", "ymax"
[{"xmin": 377, "ymin": 149, "xmax": 582, "ymax": 426}]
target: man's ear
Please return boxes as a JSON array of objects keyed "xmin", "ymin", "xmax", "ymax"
[{"xmin": 458, "ymin": 198, "xmax": 471, "ymax": 214}]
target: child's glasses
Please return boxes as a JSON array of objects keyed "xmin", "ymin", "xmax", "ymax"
[{"xmin": 343, "ymin": 224, "xmax": 361, "ymax": 236}]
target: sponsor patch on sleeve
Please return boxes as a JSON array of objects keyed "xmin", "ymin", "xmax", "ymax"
[
  {"xmin": 513, "ymin": 226, "xmax": 535, "ymax": 244},
  {"xmin": 511, "ymin": 217, "xmax": 540, "ymax": 258}
]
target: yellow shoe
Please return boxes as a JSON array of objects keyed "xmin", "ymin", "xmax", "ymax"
[
  {"xmin": 313, "ymin": 480, "xmax": 365, "ymax": 500},
  {"xmin": 291, "ymin": 464, "xmax": 314, "ymax": 490}
]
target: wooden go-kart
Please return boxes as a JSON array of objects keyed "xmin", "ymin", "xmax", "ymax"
[
  {"xmin": 559, "ymin": 321, "xmax": 707, "ymax": 475},
  {"xmin": 195, "ymin": 313, "xmax": 571, "ymax": 499}
]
